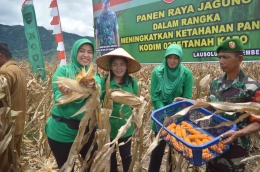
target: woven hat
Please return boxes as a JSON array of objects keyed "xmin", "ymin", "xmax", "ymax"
[{"xmin": 96, "ymin": 48, "xmax": 141, "ymax": 73}]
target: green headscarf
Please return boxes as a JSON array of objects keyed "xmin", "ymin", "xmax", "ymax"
[
  {"xmin": 65, "ymin": 38, "xmax": 94, "ymax": 79},
  {"xmin": 156, "ymin": 44, "xmax": 184, "ymax": 102}
]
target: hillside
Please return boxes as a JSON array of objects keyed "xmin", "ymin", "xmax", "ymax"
[{"xmin": 0, "ymin": 24, "xmax": 94, "ymax": 61}]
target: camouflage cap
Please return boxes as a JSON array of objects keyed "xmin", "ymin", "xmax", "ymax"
[{"xmin": 216, "ymin": 38, "xmax": 244, "ymax": 53}]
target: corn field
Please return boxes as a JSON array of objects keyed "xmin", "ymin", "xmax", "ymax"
[{"xmin": 1, "ymin": 61, "xmax": 260, "ymax": 172}]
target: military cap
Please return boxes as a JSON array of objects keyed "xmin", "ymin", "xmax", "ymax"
[{"xmin": 216, "ymin": 38, "xmax": 244, "ymax": 53}]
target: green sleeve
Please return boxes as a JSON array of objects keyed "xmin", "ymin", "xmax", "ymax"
[
  {"xmin": 150, "ymin": 68, "xmax": 164, "ymax": 110},
  {"xmin": 132, "ymin": 77, "xmax": 139, "ymax": 96},
  {"xmin": 182, "ymin": 68, "xmax": 194, "ymax": 99}
]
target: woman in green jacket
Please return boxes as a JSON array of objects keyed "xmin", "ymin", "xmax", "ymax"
[
  {"xmin": 45, "ymin": 39, "xmax": 101, "ymax": 170},
  {"xmin": 96, "ymin": 48, "xmax": 141, "ymax": 172},
  {"xmin": 148, "ymin": 44, "xmax": 194, "ymax": 172}
]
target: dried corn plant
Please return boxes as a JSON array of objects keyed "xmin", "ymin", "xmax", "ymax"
[
  {"xmin": 0, "ymin": 76, "xmax": 17, "ymax": 171},
  {"xmin": 16, "ymin": 61, "xmax": 260, "ymax": 172},
  {"xmin": 236, "ymin": 155, "xmax": 260, "ymax": 172},
  {"xmin": 21, "ymin": 60, "xmax": 58, "ymax": 171}
]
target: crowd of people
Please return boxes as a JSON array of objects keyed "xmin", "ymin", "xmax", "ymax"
[{"xmin": 0, "ymin": 34, "xmax": 260, "ymax": 172}]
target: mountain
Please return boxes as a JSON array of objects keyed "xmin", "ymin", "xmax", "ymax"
[{"xmin": 0, "ymin": 24, "xmax": 94, "ymax": 61}]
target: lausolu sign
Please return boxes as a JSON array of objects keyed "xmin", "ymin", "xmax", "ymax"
[{"xmin": 163, "ymin": 0, "xmax": 174, "ymax": 3}]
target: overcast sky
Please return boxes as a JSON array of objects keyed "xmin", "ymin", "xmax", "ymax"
[{"xmin": 0, "ymin": 0, "xmax": 94, "ymax": 37}]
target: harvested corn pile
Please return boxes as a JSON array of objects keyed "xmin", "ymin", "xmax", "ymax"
[{"xmin": 161, "ymin": 121, "xmax": 227, "ymax": 162}]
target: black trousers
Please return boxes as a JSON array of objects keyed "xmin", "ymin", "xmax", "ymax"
[
  {"xmin": 48, "ymin": 127, "xmax": 97, "ymax": 172},
  {"xmin": 110, "ymin": 136, "xmax": 132, "ymax": 172},
  {"xmin": 148, "ymin": 132, "xmax": 172, "ymax": 172}
]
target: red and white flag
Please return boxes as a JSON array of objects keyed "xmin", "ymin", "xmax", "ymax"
[
  {"xmin": 49, "ymin": 0, "xmax": 66, "ymax": 66},
  {"xmin": 22, "ymin": 0, "xmax": 33, "ymax": 7}
]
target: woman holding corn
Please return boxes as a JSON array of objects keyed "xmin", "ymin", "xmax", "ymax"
[
  {"xmin": 45, "ymin": 38, "xmax": 101, "ymax": 170},
  {"xmin": 96, "ymin": 48, "xmax": 141, "ymax": 172},
  {"xmin": 149, "ymin": 44, "xmax": 194, "ymax": 172}
]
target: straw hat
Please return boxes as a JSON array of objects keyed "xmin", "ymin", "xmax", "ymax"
[{"xmin": 96, "ymin": 48, "xmax": 141, "ymax": 73}]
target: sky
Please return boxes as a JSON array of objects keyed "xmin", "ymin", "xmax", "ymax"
[{"xmin": 0, "ymin": 0, "xmax": 94, "ymax": 37}]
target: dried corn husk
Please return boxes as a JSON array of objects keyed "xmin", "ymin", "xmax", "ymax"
[
  {"xmin": 103, "ymin": 73, "xmax": 113, "ymax": 109},
  {"xmin": 54, "ymin": 77, "xmax": 94, "ymax": 94},
  {"xmin": 140, "ymin": 127, "xmax": 162, "ymax": 164},
  {"xmin": 170, "ymin": 101, "xmax": 260, "ymax": 129},
  {"xmin": 90, "ymin": 144, "xmax": 115, "ymax": 172},
  {"xmin": 199, "ymin": 74, "xmax": 210, "ymax": 90},
  {"xmin": 76, "ymin": 62, "xmax": 95, "ymax": 83},
  {"xmin": 56, "ymin": 92, "xmax": 86, "ymax": 106},
  {"xmin": 54, "ymin": 63, "xmax": 97, "ymax": 105},
  {"xmin": 0, "ymin": 75, "xmax": 17, "ymax": 171},
  {"xmin": 132, "ymin": 96, "xmax": 147, "ymax": 128},
  {"xmin": 109, "ymin": 89, "xmax": 143, "ymax": 108},
  {"xmin": 0, "ymin": 122, "xmax": 14, "ymax": 155}
]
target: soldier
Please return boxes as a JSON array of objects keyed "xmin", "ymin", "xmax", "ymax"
[
  {"xmin": 95, "ymin": 0, "xmax": 120, "ymax": 56},
  {"xmin": 176, "ymin": 38, "xmax": 260, "ymax": 171},
  {"xmin": 206, "ymin": 38, "xmax": 260, "ymax": 171}
]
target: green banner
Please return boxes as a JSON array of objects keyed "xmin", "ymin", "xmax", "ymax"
[
  {"xmin": 21, "ymin": 3, "xmax": 46, "ymax": 80},
  {"xmin": 93, "ymin": 0, "xmax": 260, "ymax": 63}
]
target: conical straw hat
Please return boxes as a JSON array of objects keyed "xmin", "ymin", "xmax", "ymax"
[{"xmin": 96, "ymin": 48, "xmax": 141, "ymax": 73}]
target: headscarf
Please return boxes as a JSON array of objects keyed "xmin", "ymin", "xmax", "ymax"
[
  {"xmin": 65, "ymin": 38, "xmax": 94, "ymax": 79},
  {"xmin": 156, "ymin": 44, "xmax": 184, "ymax": 102}
]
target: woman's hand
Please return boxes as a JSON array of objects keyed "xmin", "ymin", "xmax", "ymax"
[
  {"xmin": 58, "ymin": 85, "xmax": 72, "ymax": 95},
  {"xmin": 80, "ymin": 81, "xmax": 95, "ymax": 88}
]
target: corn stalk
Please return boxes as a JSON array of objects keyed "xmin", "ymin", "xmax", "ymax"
[
  {"xmin": 0, "ymin": 76, "xmax": 17, "ymax": 171},
  {"xmin": 16, "ymin": 61, "xmax": 260, "ymax": 172}
]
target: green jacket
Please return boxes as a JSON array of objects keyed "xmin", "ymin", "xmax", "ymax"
[
  {"xmin": 150, "ymin": 65, "xmax": 193, "ymax": 131},
  {"xmin": 100, "ymin": 76, "xmax": 139, "ymax": 139},
  {"xmin": 45, "ymin": 65, "xmax": 101, "ymax": 142}
]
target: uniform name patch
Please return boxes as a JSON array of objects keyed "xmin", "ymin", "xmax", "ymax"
[{"xmin": 226, "ymin": 97, "xmax": 246, "ymax": 103}]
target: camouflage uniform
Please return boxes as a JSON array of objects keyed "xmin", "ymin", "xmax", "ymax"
[
  {"xmin": 207, "ymin": 70, "xmax": 260, "ymax": 172},
  {"xmin": 96, "ymin": 10, "xmax": 118, "ymax": 55}
]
